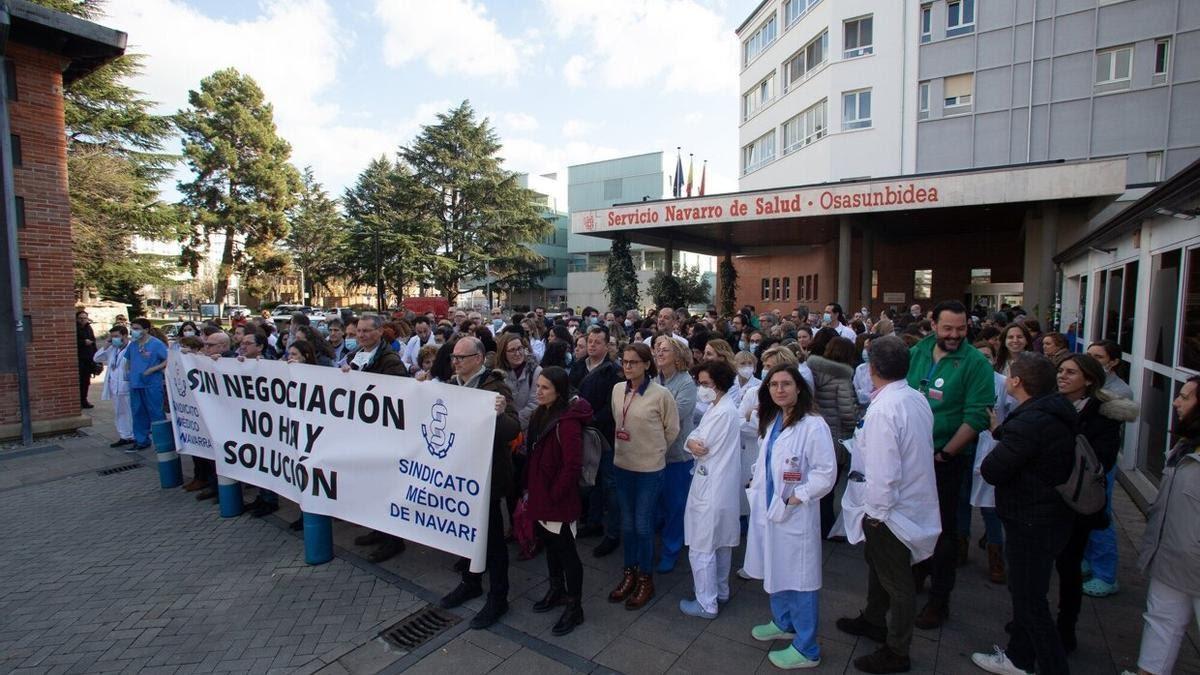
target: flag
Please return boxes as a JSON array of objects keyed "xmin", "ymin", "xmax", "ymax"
[
  {"xmin": 699, "ymin": 160, "xmax": 706, "ymax": 196},
  {"xmin": 673, "ymin": 149, "xmax": 683, "ymax": 197},
  {"xmin": 686, "ymin": 155, "xmax": 694, "ymax": 197}
]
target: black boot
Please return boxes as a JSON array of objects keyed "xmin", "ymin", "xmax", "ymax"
[
  {"xmin": 552, "ymin": 596, "xmax": 584, "ymax": 636},
  {"xmin": 1057, "ymin": 616, "xmax": 1077, "ymax": 654},
  {"xmin": 469, "ymin": 596, "xmax": 508, "ymax": 629},
  {"xmin": 533, "ymin": 581, "xmax": 566, "ymax": 613}
]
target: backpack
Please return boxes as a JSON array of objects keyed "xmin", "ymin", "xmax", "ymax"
[
  {"xmin": 557, "ymin": 421, "xmax": 610, "ymax": 488},
  {"xmin": 1055, "ymin": 433, "xmax": 1107, "ymax": 515}
]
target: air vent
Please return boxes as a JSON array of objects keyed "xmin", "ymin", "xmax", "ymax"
[
  {"xmin": 98, "ymin": 463, "xmax": 142, "ymax": 476},
  {"xmin": 378, "ymin": 604, "xmax": 460, "ymax": 651}
]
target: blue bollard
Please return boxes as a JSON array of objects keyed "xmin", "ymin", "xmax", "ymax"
[
  {"xmin": 217, "ymin": 475, "xmax": 243, "ymax": 518},
  {"xmin": 303, "ymin": 512, "xmax": 333, "ymax": 565},
  {"xmin": 151, "ymin": 420, "xmax": 183, "ymax": 489}
]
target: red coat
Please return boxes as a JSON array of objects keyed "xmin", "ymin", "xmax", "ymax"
[{"xmin": 524, "ymin": 396, "xmax": 593, "ymax": 523}]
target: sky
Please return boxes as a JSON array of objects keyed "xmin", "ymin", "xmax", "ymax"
[{"xmin": 98, "ymin": 0, "xmax": 749, "ymax": 207}]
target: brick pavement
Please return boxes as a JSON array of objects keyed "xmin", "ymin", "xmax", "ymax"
[{"xmin": 0, "ymin": 385, "xmax": 1195, "ymax": 674}]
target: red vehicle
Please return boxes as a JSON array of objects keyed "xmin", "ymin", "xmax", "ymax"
[{"xmin": 402, "ymin": 296, "xmax": 450, "ymax": 319}]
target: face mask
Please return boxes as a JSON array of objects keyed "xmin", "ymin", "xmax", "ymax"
[
  {"xmin": 130, "ymin": 328, "xmax": 143, "ymax": 340},
  {"xmin": 182, "ymin": 330, "xmax": 195, "ymax": 338},
  {"xmin": 738, "ymin": 340, "xmax": 747, "ymax": 351},
  {"xmin": 737, "ymin": 366, "xmax": 754, "ymax": 380},
  {"xmin": 624, "ymin": 319, "xmax": 632, "ymax": 327},
  {"xmin": 111, "ymin": 336, "xmax": 124, "ymax": 347},
  {"xmin": 822, "ymin": 313, "xmax": 833, "ymax": 324},
  {"xmin": 862, "ymin": 349, "xmax": 870, "ymax": 363},
  {"xmin": 749, "ymin": 343, "xmax": 760, "ymax": 354},
  {"xmin": 343, "ymin": 338, "xmax": 358, "ymax": 351},
  {"xmin": 565, "ymin": 352, "xmax": 574, "ymax": 366},
  {"xmin": 588, "ymin": 316, "xmax": 599, "ymax": 326},
  {"xmin": 696, "ymin": 386, "xmax": 717, "ymax": 404},
  {"xmin": 492, "ymin": 319, "xmax": 503, "ymax": 330},
  {"xmin": 317, "ymin": 324, "xmax": 330, "ymax": 335}
]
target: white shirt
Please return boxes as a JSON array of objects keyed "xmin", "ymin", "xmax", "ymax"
[
  {"xmin": 402, "ymin": 332, "xmax": 436, "ymax": 369},
  {"xmin": 853, "ymin": 363, "xmax": 873, "ymax": 407},
  {"xmin": 833, "ymin": 323, "xmax": 857, "ymax": 342},
  {"xmin": 350, "ymin": 345, "xmax": 378, "ymax": 370},
  {"xmin": 840, "ymin": 379, "xmax": 941, "ymax": 563}
]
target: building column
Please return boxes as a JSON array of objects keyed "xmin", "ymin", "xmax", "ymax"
[
  {"xmin": 664, "ymin": 239, "xmax": 674, "ymax": 278},
  {"xmin": 859, "ymin": 225, "xmax": 874, "ymax": 313},
  {"xmin": 838, "ymin": 216, "xmax": 852, "ymax": 310},
  {"xmin": 1020, "ymin": 203, "xmax": 1059, "ymax": 328}
]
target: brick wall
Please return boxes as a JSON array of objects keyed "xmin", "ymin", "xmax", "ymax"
[
  {"xmin": 0, "ymin": 43, "xmax": 80, "ymax": 428},
  {"xmin": 731, "ymin": 246, "xmax": 838, "ymax": 315}
]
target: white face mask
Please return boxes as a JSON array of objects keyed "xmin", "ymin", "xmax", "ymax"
[
  {"xmin": 738, "ymin": 366, "xmax": 754, "ymax": 380},
  {"xmin": 182, "ymin": 330, "xmax": 195, "ymax": 338},
  {"xmin": 696, "ymin": 386, "xmax": 717, "ymax": 404}
]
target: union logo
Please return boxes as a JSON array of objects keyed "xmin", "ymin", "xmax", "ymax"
[
  {"xmin": 421, "ymin": 399, "xmax": 456, "ymax": 459},
  {"xmin": 583, "ymin": 213, "xmax": 595, "ymax": 231}
]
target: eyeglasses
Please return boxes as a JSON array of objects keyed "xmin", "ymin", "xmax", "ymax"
[
  {"xmin": 623, "ymin": 359, "xmax": 645, "ymax": 366},
  {"xmin": 505, "ymin": 346, "xmax": 525, "ymax": 354},
  {"xmin": 450, "ymin": 353, "xmax": 481, "ymax": 362}
]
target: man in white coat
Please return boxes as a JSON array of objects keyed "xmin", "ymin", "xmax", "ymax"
[
  {"xmin": 401, "ymin": 316, "xmax": 437, "ymax": 371},
  {"xmin": 836, "ymin": 336, "xmax": 940, "ymax": 674},
  {"xmin": 93, "ymin": 324, "xmax": 135, "ymax": 450}
]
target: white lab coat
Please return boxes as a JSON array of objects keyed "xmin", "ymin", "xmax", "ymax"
[
  {"xmin": 684, "ymin": 393, "xmax": 743, "ymax": 552},
  {"xmin": 402, "ymin": 332, "xmax": 437, "ymax": 369},
  {"xmin": 738, "ymin": 379, "xmax": 763, "ymax": 516},
  {"xmin": 93, "ymin": 341, "xmax": 133, "ymax": 440},
  {"xmin": 839, "ymin": 380, "xmax": 941, "ymax": 564},
  {"xmin": 743, "ymin": 413, "xmax": 836, "ymax": 593},
  {"xmin": 971, "ymin": 372, "xmax": 1016, "ymax": 508}
]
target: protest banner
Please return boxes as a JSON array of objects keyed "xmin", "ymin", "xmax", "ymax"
[{"xmin": 165, "ymin": 351, "xmax": 497, "ymax": 571}]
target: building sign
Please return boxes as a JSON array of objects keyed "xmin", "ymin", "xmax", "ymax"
[
  {"xmin": 571, "ymin": 159, "xmax": 1126, "ymax": 235},
  {"xmin": 883, "ymin": 292, "xmax": 906, "ymax": 304}
]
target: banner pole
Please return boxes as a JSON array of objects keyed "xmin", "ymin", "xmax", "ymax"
[
  {"xmin": 217, "ymin": 475, "xmax": 243, "ymax": 518},
  {"xmin": 303, "ymin": 512, "xmax": 333, "ymax": 565},
  {"xmin": 151, "ymin": 419, "xmax": 183, "ymax": 488}
]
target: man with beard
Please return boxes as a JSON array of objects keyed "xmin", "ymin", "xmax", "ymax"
[{"xmin": 905, "ymin": 300, "xmax": 995, "ymax": 630}]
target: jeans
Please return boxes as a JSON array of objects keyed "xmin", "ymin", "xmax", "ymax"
[
  {"xmin": 586, "ymin": 449, "xmax": 621, "ymax": 539},
  {"xmin": 770, "ymin": 590, "xmax": 820, "ymax": 660},
  {"xmin": 614, "ymin": 466, "xmax": 664, "ymax": 572},
  {"xmin": 462, "ymin": 499, "xmax": 510, "ymax": 600},
  {"xmin": 129, "ymin": 385, "xmax": 165, "ymax": 446},
  {"xmin": 981, "ymin": 507, "xmax": 1004, "ymax": 546},
  {"xmin": 1083, "ymin": 469, "xmax": 1118, "ymax": 584},
  {"xmin": 1003, "ymin": 517, "xmax": 1069, "ymax": 675},
  {"xmin": 863, "ymin": 519, "xmax": 917, "ymax": 657},
  {"xmin": 537, "ymin": 523, "xmax": 583, "ymax": 597},
  {"xmin": 656, "ymin": 459, "xmax": 693, "ymax": 564},
  {"xmin": 913, "ymin": 453, "xmax": 964, "ymax": 604}
]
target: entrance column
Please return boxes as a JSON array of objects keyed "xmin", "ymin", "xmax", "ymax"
[
  {"xmin": 859, "ymin": 225, "xmax": 874, "ymax": 313},
  {"xmin": 1021, "ymin": 203, "xmax": 1059, "ymax": 327},
  {"xmin": 838, "ymin": 215, "xmax": 852, "ymax": 309}
]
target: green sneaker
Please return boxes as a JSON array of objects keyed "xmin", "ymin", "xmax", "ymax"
[
  {"xmin": 767, "ymin": 645, "xmax": 820, "ymax": 669},
  {"xmin": 1082, "ymin": 578, "xmax": 1118, "ymax": 597},
  {"xmin": 751, "ymin": 620, "xmax": 795, "ymax": 642}
]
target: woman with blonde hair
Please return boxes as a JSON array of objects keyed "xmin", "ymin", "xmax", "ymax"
[{"xmin": 652, "ymin": 335, "xmax": 697, "ymax": 573}]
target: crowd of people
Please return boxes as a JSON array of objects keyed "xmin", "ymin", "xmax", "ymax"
[{"xmin": 77, "ymin": 299, "xmax": 1200, "ymax": 674}]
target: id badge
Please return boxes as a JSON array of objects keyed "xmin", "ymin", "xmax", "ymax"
[
  {"xmin": 928, "ymin": 388, "xmax": 944, "ymax": 401},
  {"xmin": 782, "ymin": 471, "xmax": 803, "ymax": 483},
  {"xmin": 616, "ymin": 429, "xmax": 631, "ymax": 442}
]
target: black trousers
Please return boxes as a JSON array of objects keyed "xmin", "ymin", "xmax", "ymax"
[
  {"xmin": 537, "ymin": 522, "xmax": 583, "ymax": 597},
  {"xmin": 193, "ymin": 457, "xmax": 216, "ymax": 487},
  {"xmin": 462, "ymin": 499, "xmax": 510, "ymax": 600},
  {"xmin": 1054, "ymin": 517, "xmax": 1090, "ymax": 631},
  {"xmin": 913, "ymin": 453, "xmax": 964, "ymax": 604},
  {"xmin": 863, "ymin": 519, "xmax": 917, "ymax": 657},
  {"xmin": 79, "ymin": 362, "xmax": 93, "ymax": 404},
  {"xmin": 1003, "ymin": 518, "xmax": 1070, "ymax": 675}
]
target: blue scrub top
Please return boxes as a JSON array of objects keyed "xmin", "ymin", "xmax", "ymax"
[{"xmin": 124, "ymin": 337, "xmax": 168, "ymax": 388}]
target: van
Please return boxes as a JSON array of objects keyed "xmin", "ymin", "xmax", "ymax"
[{"xmin": 402, "ymin": 297, "xmax": 450, "ymax": 319}]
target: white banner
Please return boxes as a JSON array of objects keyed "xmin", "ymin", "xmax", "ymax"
[{"xmin": 165, "ymin": 352, "xmax": 497, "ymax": 571}]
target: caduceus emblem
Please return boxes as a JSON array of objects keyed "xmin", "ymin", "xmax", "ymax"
[{"xmin": 421, "ymin": 398, "xmax": 456, "ymax": 459}]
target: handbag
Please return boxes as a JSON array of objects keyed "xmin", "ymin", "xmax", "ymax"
[{"xmin": 511, "ymin": 493, "xmax": 537, "ymax": 559}]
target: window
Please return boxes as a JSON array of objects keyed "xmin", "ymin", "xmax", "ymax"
[
  {"xmin": 772, "ymin": 277, "xmax": 781, "ymax": 301},
  {"xmin": 761, "ymin": 278, "xmax": 770, "ymax": 301},
  {"xmin": 782, "ymin": 30, "xmax": 828, "ymax": 91},
  {"xmin": 1144, "ymin": 250, "xmax": 1180, "ymax": 366},
  {"xmin": 742, "ymin": 130, "xmax": 777, "ymax": 174},
  {"xmin": 742, "ymin": 72, "xmax": 776, "ymax": 120},
  {"xmin": 971, "ymin": 268, "xmax": 991, "ymax": 284},
  {"xmin": 918, "ymin": 81, "xmax": 930, "ymax": 119},
  {"xmin": 920, "ymin": 4, "xmax": 932, "ymax": 43},
  {"xmin": 946, "ymin": 0, "xmax": 975, "ymax": 37},
  {"xmin": 603, "ymin": 178, "xmax": 623, "ymax": 200},
  {"xmin": 783, "ymin": 0, "xmax": 820, "ymax": 28},
  {"xmin": 18, "ymin": 258, "xmax": 27, "ymax": 288},
  {"xmin": 1147, "ymin": 152, "xmax": 1164, "ymax": 182},
  {"xmin": 914, "ymin": 269, "xmax": 932, "ymax": 300},
  {"xmin": 1096, "ymin": 263, "xmax": 1139, "ymax": 353},
  {"xmin": 783, "ymin": 276, "xmax": 791, "ymax": 301},
  {"xmin": 842, "ymin": 89, "xmax": 872, "ymax": 130},
  {"xmin": 10, "ymin": 134, "xmax": 20, "ymax": 166},
  {"xmin": 1095, "ymin": 46, "xmax": 1132, "ymax": 92},
  {"xmin": 799, "ymin": 275, "xmax": 808, "ymax": 301},
  {"xmin": 782, "ymin": 99, "xmax": 827, "ymax": 153},
  {"xmin": 743, "ymin": 13, "xmax": 778, "ymax": 66},
  {"xmin": 1154, "ymin": 38, "xmax": 1170, "ymax": 85},
  {"xmin": 812, "ymin": 274, "xmax": 818, "ymax": 300},
  {"xmin": 4, "ymin": 59, "xmax": 15, "ymax": 101},
  {"xmin": 14, "ymin": 196, "xmax": 24, "ymax": 228},
  {"xmin": 871, "ymin": 270, "xmax": 878, "ymax": 300},
  {"xmin": 943, "ymin": 73, "xmax": 973, "ymax": 111},
  {"xmin": 843, "ymin": 16, "xmax": 873, "ymax": 58},
  {"xmin": 1183, "ymin": 247, "xmax": 1200, "ymax": 372}
]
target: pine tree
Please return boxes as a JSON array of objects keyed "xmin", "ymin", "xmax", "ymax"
[
  {"xmin": 286, "ymin": 168, "xmax": 345, "ymax": 303},
  {"xmin": 176, "ymin": 68, "xmax": 300, "ymax": 307},
  {"xmin": 604, "ymin": 234, "xmax": 639, "ymax": 310},
  {"xmin": 649, "ymin": 264, "xmax": 711, "ymax": 309},
  {"xmin": 401, "ymin": 101, "xmax": 550, "ymax": 303},
  {"xmin": 718, "ymin": 256, "xmax": 738, "ymax": 316}
]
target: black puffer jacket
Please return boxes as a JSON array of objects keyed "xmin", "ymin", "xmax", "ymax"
[
  {"xmin": 1076, "ymin": 390, "xmax": 1139, "ymax": 530},
  {"xmin": 981, "ymin": 392, "xmax": 1078, "ymax": 528}
]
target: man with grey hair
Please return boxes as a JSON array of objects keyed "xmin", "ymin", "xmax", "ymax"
[
  {"xmin": 438, "ymin": 337, "xmax": 521, "ymax": 630},
  {"xmin": 837, "ymin": 336, "xmax": 940, "ymax": 673},
  {"xmin": 644, "ymin": 307, "xmax": 688, "ymax": 348}
]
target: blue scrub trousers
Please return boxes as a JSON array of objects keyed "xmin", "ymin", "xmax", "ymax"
[
  {"xmin": 770, "ymin": 590, "xmax": 821, "ymax": 660},
  {"xmin": 129, "ymin": 385, "xmax": 165, "ymax": 446},
  {"xmin": 656, "ymin": 459, "xmax": 693, "ymax": 566},
  {"xmin": 1083, "ymin": 469, "xmax": 1118, "ymax": 584}
]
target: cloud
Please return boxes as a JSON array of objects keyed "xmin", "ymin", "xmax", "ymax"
[
  {"xmin": 375, "ymin": 0, "xmax": 527, "ymax": 82},
  {"xmin": 561, "ymin": 119, "xmax": 595, "ymax": 138},
  {"xmin": 545, "ymin": 0, "xmax": 738, "ymax": 95},
  {"xmin": 499, "ymin": 112, "xmax": 540, "ymax": 133}
]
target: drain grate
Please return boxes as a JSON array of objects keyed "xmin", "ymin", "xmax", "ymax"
[
  {"xmin": 378, "ymin": 604, "xmax": 460, "ymax": 651},
  {"xmin": 97, "ymin": 462, "xmax": 142, "ymax": 476}
]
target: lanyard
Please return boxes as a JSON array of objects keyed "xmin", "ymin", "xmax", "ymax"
[
  {"xmin": 920, "ymin": 358, "xmax": 939, "ymax": 392},
  {"xmin": 620, "ymin": 381, "xmax": 640, "ymax": 431}
]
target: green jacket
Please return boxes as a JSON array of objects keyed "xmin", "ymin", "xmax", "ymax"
[{"xmin": 907, "ymin": 334, "xmax": 996, "ymax": 452}]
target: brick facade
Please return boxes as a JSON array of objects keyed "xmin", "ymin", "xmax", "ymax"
[{"xmin": 0, "ymin": 43, "xmax": 84, "ymax": 431}]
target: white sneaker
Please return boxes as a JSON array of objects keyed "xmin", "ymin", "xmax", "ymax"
[
  {"xmin": 736, "ymin": 567, "xmax": 752, "ymax": 580},
  {"xmin": 971, "ymin": 646, "xmax": 1033, "ymax": 675}
]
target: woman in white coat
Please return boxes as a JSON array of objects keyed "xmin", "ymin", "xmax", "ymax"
[
  {"xmin": 745, "ymin": 364, "xmax": 837, "ymax": 670},
  {"xmin": 94, "ymin": 324, "xmax": 134, "ymax": 447},
  {"xmin": 680, "ymin": 360, "xmax": 743, "ymax": 619},
  {"xmin": 969, "ymin": 341, "xmax": 1016, "ymax": 584}
]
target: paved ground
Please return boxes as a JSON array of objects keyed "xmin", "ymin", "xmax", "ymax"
[{"xmin": 0, "ymin": 380, "xmax": 1196, "ymax": 674}]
